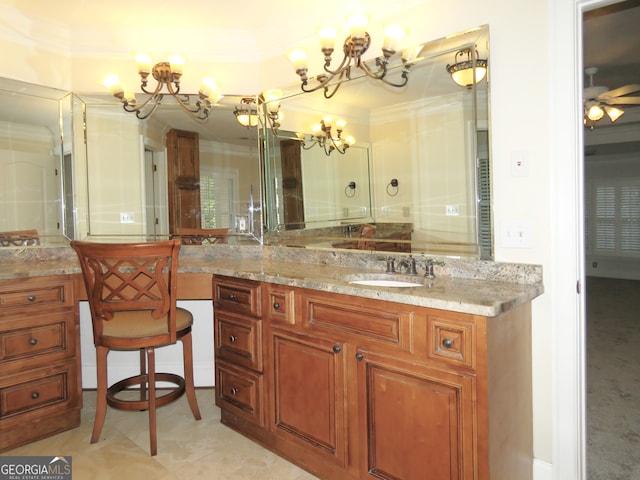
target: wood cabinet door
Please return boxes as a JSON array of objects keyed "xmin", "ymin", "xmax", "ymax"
[
  {"xmin": 166, "ymin": 128, "xmax": 201, "ymax": 233},
  {"xmin": 269, "ymin": 329, "xmax": 348, "ymax": 467},
  {"xmin": 279, "ymin": 139, "xmax": 305, "ymax": 229},
  {"xmin": 356, "ymin": 351, "xmax": 476, "ymax": 480}
]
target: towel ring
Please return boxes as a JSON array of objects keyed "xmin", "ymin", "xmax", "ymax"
[
  {"xmin": 386, "ymin": 178, "xmax": 399, "ymax": 196},
  {"xmin": 345, "ymin": 181, "xmax": 356, "ymax": 198}
]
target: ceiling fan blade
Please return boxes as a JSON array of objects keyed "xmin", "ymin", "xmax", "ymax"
[
  {"xmin": 599, "ymin": 84, "xmax": 640, "ymax": 99},
  {"xmin": 603, "ymin": 96, "xmax": 640, "ymax": 105}
]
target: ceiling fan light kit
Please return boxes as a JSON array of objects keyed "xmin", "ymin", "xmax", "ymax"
[{"xmin": 583, "ymin": 66, "xmax": 640, "ymax": 128}]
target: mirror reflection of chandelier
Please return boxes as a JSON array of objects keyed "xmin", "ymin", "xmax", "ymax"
[
  {"xmin": 303, "ymin": 116, "xmax": 355, "ymax": 156},
  {"xmin": 288, "ymin": 13, "xmax": 418, "ymax": 99},
  {"xmin": 102, "ymin": 54, "xmax": 222, "ymax": 120},
  {"xmin": 446, "ymin": 47, "xmax": 488, "ymax": 88},
  {"xmin": 234, "ymin": 97, "xmax": 259, "ymax": 127}
]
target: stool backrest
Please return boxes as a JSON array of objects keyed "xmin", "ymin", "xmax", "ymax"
[{"xmin": 71, "ymin": 240, "xmax": 181, "ymax": 343}]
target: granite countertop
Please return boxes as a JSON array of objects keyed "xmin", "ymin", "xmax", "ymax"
[
  {"xmin": 179, "ymin": 257, "xmax": 543, "ymax": 317},
  {"xmin": 0, "ymin": 250, "xmax": 544, "ymax": 318}
]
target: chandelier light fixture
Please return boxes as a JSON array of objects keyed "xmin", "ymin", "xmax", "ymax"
[
  {"xmin": 288, "ymin": 13, "xmax": 417, "ymax": 99},
  {"xmin": 303, "ymin": 116, "xmax": 355, "ymax": 155},
  {"xmin": 102, "ymin": 54, "xmax": 222, "ymax": 120},
  {"xmin": 446, "ymin": 47, "xmax": 488, "ymax": 88},
  {"xmin": 234, "ymin": 97, "xmax": 259, "ymax": 127}
]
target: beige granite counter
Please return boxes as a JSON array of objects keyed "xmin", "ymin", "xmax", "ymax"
[
  {"xmin": 180, "ymin": 257, "xmax": 543, "ymax": 317},
  {"xmin": 0, "ymin": 245, "xmax": 543, "ymax": 318}
]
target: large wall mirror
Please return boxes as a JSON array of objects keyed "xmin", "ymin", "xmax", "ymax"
[
  {"xmin": 0, "ymin": 77, "xmax": 74, "ymax": 247},
  {"xmin": 72, "ymin": 92, "xmax": 263, "ymax": 244},
  {"xmin": 262, "ymin": 25, "xmax": 491, "ymax": 259}
]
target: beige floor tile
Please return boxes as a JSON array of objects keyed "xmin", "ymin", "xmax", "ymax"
[{"xmin": 3, "ymin": 389, "xmax": 317, "ymax": 480}]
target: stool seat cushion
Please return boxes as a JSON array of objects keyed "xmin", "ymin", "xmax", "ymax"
[{"xmin": 103, "ymin": 307, "xmax": 193, "ymax": 339}]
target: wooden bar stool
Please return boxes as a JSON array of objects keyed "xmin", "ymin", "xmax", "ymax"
[{"xmin": 71, "ymin": 239, "xmax": 201, "ymax": 456}]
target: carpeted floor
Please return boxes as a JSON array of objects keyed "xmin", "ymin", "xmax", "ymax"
[{"xmin": 587, "ymin": 276, "xmax": 640, "ymax": 480}]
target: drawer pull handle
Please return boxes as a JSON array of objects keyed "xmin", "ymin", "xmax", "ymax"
[
  {"xmin": 31, "ymin": 392, "xmax": 40, "ymax": 400},
  {"xmin": 27, "ymin": 295, "xmax": 36, "ymax": 302},
  {"xmin": 442, "ymin": 338, "xmax": 454, "ymax": 349},
  {"xmin": 273, "ymin": 302, "xmax": 281, "ymax": 309},
  {"xmin": 355, "ymin": 352, "xmax": 364, "ymax": 361},
  {"xmin": 229, "ymin": 335, "xmax": 237, "ymax": 343},
  {"xmin": 228, "ymin": 294, "xmax": 237, "ymax": 300},
  {"xmin": 29, "ymin": 338, "xmax": 38, "ymax": 346},
  {"xmin": 332, "ymin": 345, "xmax": 342, "ymax": 354},
  {"xmin": 230, "ymin": 388, "xmax": 239, "ymax": 396}
]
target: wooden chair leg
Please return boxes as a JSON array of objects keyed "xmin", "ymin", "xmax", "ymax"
[
  {"xmin": 139, "ymin": 348, "xmax": 147, "ymax": 405},
  {"xmin": 91, "ymin": 345, "xmax": 109, "ymax": 444},
  {"xmin": 181, "ymin": 332, "xmax": 201, "ymax": 420},
  {"xmin": 147, "ymin": 347, "xmax": 157, "ymax": 456}
]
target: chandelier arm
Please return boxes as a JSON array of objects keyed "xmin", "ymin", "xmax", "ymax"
[
  {"xmin": 379, "ymin": 69, "xmax": 410, "ymax": 88},
  {"xmin": 358, "ymin": 57, "xmax": 389, "ymax": 80},
  {"xmin": 125, "ymin": 94, "xmax": 163, "ymax": 120},
  {"xmin": 322, "ymin": 67, "xmax": 352, "ymax": 99},
  {"xmin": 323, "ymin": 52, "xmax": 351, "ymax": 77},
  {"xmin": 164, "ymin": 81, "xmax": 210, "ymax": 120}
]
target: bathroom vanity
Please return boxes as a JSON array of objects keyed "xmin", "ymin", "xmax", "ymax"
[{"xmin": 210, "ymin": 255, "xmax": 541, "ymax": 480}]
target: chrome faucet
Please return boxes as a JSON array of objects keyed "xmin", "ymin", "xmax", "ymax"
[
  {"xmin": 424, "ymin": 258, "xmax": 445, "ymax": 278},
  {"xmin": 398, "ymin": 256, "xmax": 418, "ymax": 275}
]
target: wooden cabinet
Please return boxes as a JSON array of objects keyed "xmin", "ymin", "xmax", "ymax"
[
  {"xmin": 213, "ymin": 276, "xmax": 265, "ymax": 427},
  {"xmin": 356, "ymin": 350, "xmax": 475, "ymax": 480},
  {"xmin": 0, "ymin": 275, "xmax": 82, "ymax": 452},
  {"xmin": 270, "ymin": 329, "xmax": 348, "ymax": 468},
  {"xmin": 213, "ymin": 276, "xmax": 533, "ymax": 480}
]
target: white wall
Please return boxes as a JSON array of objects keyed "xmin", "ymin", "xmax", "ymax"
[{"xmin": 79, "ymin": 301, "xmax": 215, "ymax": 388}]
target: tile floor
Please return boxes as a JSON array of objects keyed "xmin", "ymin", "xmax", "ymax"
[{"xmin": 3, "ymin": 389, "xmax": 318, "ymax": 480}]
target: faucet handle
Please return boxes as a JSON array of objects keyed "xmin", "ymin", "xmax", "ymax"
[{"xmin": 423, "ymin": 258, "xmax": 445, "ymax": 278}]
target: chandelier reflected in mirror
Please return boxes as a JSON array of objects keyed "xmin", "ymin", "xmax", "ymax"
[
  {"xmin": 234, "ymin": 97, "xmax": 259, "ymax": 127},
  {"xmin": 303, "ymin": 116, "xmax": 355, "ymax": 155},
  {"xmin": 288, "ymin": 13, "xmax": 418, "ymax": 99},
  {"xmin": 446, "ymin": 47, "xmax": 488, "ymax": 88},
  {"xmin": 103, "ymin": 54, "xmax": 222, "ymax": 120}
]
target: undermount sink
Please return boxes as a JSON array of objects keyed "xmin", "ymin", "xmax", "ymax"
[{"xmin": 345, "ymin": 274, "xmax": 425, "ymax": 288}]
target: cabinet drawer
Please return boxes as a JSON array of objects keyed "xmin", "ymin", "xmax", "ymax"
[
  {"xmin": 264, "ymin": 285, "xmax": 295, "ymax": 325},
  {"xmin": 0, "ymin": 277, "xmax": 73, "ymax": 315},
  {"xmin": 215, "ymin": 313, "xmax": 262, "ymax": 371},
  {"xmin": 0, "ymin": 312, "xmax": 75, "ymax": 367},
  {"xmin": 301, "ymin": 292, "xmax": 411, "ymax": 350},
  {"xmin": 215, "ymin": 360, "xmax": 263, "ymax": 426},
  {"xmin": 213, "ymin": 276, "xmax": 261, "ymax": 317},
  {"xmin": 427, "ymin": 314, "xmax": 476, "ymax": 369},
  {"xmin": 0, "ymin": 364, "xmax": 76, "ymax": 419}
]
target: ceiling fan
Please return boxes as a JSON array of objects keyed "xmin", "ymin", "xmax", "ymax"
[{"xmin": 584, "ymin": 67, "xmax": 640, "ymax": 128}]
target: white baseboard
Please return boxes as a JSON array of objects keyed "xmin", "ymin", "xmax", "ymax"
[
  {"xmin": 81, "ymin": 364, "xmax": 214, "ymax": 389},
  {"xmin": 534, "ymin": 458, "xmax": 553, "ymax": 480}
]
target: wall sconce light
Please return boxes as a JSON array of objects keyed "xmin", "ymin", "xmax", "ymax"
[
  {"xmin": 234, "ymin": 97, "xmax": 259, "ymax": 127},
  {"xmin": 103, "ymin": 54, "xmax": 222, "ymax": 120},
  {"xmin": 302, "ymin": 116, "xmax": 355, "ymax": 156},
  {"xmin": 345, "ymin": 181, "xmax": 357, "ymax": 198},
  {"xmin": 288, "ymin": 13, "xmax": 418, "ymax": 99},
  {"xmin": 386, "ymin": 178, "xmax": 399, "ymax": 196},
  {"xmin": 446, "ymin": 47, "xmax": 488, "ymax": 88}
]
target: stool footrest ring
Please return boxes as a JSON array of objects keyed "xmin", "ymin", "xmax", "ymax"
[{"xmin": 106, "ymin": 373, "xmax": 186, "ymax": 411}]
